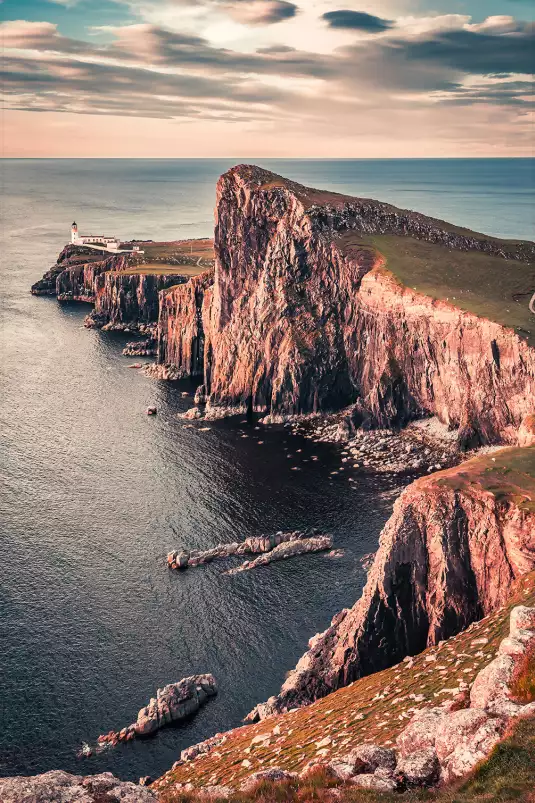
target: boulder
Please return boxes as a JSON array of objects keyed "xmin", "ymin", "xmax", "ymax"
[
  {"xmin": 469, "ymin": 655, "xmax": 517, "ymax": 715},
  {"xmin": 349, "ymin": 743, "xmax": 396, "ymax": 774},
  {"xmin": 435, "ymin": 708, "xmax": 505, "ymax": 782},
  {"xmin": 195, "ymin": 785, "xmax": 233, "ymax": 800},
  {"xmin": 396, "ymin": 707, "xmax": 446, "ymax": 756},
  {"xmin": 0, "ymin": 770, "xmax": 156, "ymax": 802},
  {"xmin": 396, "ymin": 748, "xmax": 440, "ymax": 787},
  {"xmin": 239, "ymin": 768, "xmax": 297, "ymax": 793},
  {"xmin": 351, "ymin": 773, "xmax": 397, "ymax": 792},
  {"xmin": 510, "ymin": 606, "xmax": 535, "ymax": 636}
]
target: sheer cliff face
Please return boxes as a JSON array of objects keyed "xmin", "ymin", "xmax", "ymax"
[
  {"xmin": 157, "ymin": 271, "xmax": 214, "ymax": 377},
  {"xmin": 92, "ymin": 272, "xmax": 185, "ymax": 327},
  {"xmin": 55, "ymin": 253, "xmax": 131, "ymax": 302},
  {"xmin": 248, "ymin": 449, "xmax": 535, "ymax": 720},
  {"xmin": 158, "ymin": 165, "xmax": 535, "ymax": 444}
]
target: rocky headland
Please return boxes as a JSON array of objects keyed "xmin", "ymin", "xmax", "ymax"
[
  {"xmin": 152, "ymin": 165, "xmax": 534, "ymax": 449},
  {"xmin": 25, "ymin": 168, "xmax": 535, "ymax": 801}
]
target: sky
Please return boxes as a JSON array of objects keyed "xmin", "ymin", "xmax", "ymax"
[{"xmin": 1, "ymin": 0, "xmax": 534, "ymax": 157}]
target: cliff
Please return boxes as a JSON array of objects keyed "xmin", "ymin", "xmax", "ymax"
[
  {"xmin": 56, "ymin": 252, "xmax": 132, "ymax": 303},
  {"xmin": 30, "ymin": 244, "xmax": 107, "ymax": 296},
  {"xmin": 248, "ymin": 446, "xmax": 535, "ymax": 720},
  {"xmin": 155, "ymin": 271, "xmax": 214, "ymax": 377},
  {"xmin": 156, "ymin": 165, "xmax": 535, "ymax": 445},
  {"xmin": 86, "ymin": 271, "xmax": 186, "ymax": 329}
]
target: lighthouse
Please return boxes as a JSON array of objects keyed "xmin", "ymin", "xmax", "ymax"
[{"xmin": 71, "ymin": 221, "xmax": 78, "ymax": 244}]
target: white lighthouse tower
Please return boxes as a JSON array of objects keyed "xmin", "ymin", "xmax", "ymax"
[{"xmin": 71, "ymin": 221, "xmax": 78, "ymax": 244}]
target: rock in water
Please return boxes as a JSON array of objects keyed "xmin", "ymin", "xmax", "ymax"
[
  {"xmin": 225, "ymin": 536, "xmax": 333, "ymax": 574},
  {"xmin": 97, "ymin": 674, "xmax": 217, "ymax": 746}
]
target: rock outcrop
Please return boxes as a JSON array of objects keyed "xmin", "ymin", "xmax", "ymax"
[
  {"xmin": 56, "ymin": 252, "xmax": 132, "ymax": 303},
  {"xmin": 0, "ymin": 771, "xmax": 156, "ymax": 802},
  {"xmin": 225, "ymin": 536, "xmax": 333, "ymax": 574},
  {"xmin": 247, "ymin": 450, "xmax": 535, "ymax": 720},
  {"xmin": 31, "ymin": 244, "xmax": 107, "ymax": 296},
  {"xmin": 154, "ymin": 165, "xmax": 535, "ymax": 446},
  {"xmin": 96, "ymin": 674, "xmax": 217, "ymax": 748},
  {"xmin": 167, "ymin": 529, "xmax": 329, "ymax": 571}
]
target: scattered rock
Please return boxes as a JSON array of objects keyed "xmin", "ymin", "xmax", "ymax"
[
  {"xmin": 239, "ymin": 768, "xmax": 296, "ymax": 793},
  {"xmin": 0, "ymin": 771, "xmax": 156, "ymax": 802}
]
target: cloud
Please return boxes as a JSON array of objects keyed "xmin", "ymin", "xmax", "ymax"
[
  {"xmin": 1, "ymin": 12, "xmax": 533, "ymax": 157},
  {"xmin": 225, "ymin": 0, "xmax": 298, "ymax": 25},
  {"xmin": 322, "ymin": 10, "xmax": 393, "ymax": 32},
  {"xmin": 0, "ymin": 20, "xmax": 90, "ymax": 53}
]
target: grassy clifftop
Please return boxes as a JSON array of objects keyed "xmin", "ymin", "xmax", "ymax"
[{"xmin": 339, "ymin": 232, "xmax": 535, "ymax": 347}]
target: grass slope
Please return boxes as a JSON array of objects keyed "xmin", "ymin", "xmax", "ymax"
[
  {"xmin": 434, "ymin": 446, "xmax": 535, "ymax": 514},
  {"xmin": 154, "ymin": 569, "xmax": 535, "ymax": 799},
  {"xmin": 339, "ymin": 233, "xmax": 535, "ymax": 347},
  {"xmin": 119, "ymin": 239, "xmax": 215, "ymax": 276}
]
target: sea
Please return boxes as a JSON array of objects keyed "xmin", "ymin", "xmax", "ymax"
[{"xmin": 1, "ymin": 158, "xmax": 533, "ymax": 783}]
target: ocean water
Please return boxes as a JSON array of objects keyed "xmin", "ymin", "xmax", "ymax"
[{"xmin": 1, "ymin": 159, "xmax": 533, "ymax": 784}]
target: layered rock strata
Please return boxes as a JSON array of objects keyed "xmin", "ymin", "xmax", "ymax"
[
  {"xmin": 167, "ymin": 529, "xmax": 327, "ymax": 570},
  {"xmin": 96, "ymin": 674, "xmax": 217, "ymax": 748},
  {"xmin": 154, "ymin": 165, "xmax": 535, "ymax": 446},
  {"xmin": 247, "ymin": 450, "xmax": 535, "ymax": 720}
]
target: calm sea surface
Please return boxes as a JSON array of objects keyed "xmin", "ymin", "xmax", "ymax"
[{"xmin": 1, "ymin": 159, "xmax": 533, "ymax": 782}]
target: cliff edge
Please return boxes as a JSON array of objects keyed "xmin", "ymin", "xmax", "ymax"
[
  {"xmin": 156, "ymin": 165, "xmax": 535, "ymax": 445},
  {"xmin": 248, "ymin": 446, "xmax": 535, "ymax": 720}
]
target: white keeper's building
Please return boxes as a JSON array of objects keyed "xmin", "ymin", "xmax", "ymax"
[{"xmin": 71, "ymin": 221, "xmax": 121, "ymax": 250}]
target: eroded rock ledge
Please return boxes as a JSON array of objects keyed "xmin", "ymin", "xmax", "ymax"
[
  {"xmin": 247, "ymin": 447, "xmax": 535, "ymax": 721},
  {"xmin": 167, "ymin": 529, "xmax": 332, "ymax": 572},
  {"xmin": 96, "ymin": 675, "xmax": 217, "ymax": 749}
]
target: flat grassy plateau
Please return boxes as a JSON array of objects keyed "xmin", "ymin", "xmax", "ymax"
[{"xmin": 339, "ymin": 233, "xmax": 535, "ymax": 347}]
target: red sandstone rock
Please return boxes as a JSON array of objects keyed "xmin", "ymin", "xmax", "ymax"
[
  {"xmin": 155, "ymin": 165, "xmax": 534, "ymax": 445},
  {"xmin": 247, "ymin": 468, "xmax": 535, "ymax": 719}
]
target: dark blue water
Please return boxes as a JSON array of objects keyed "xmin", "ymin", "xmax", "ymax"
[{"xmin": 1, "ymin": 159, "xmax": 533, "ymax": 783}]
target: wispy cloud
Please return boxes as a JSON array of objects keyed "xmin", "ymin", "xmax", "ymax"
[{"xmin": 2, "ymin": 7, "xmax": 533, "ymax": 156}]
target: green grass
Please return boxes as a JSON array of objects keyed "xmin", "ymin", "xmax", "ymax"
[
  {"xmin": 117, "ymin": 263, "xmax": 207, "ymax": 277},
  {"xmin": 339, "ymin": 233, "xmax": 535, "ymax": 347},
  {"xmin": 434, "ymin": 446, "xmax": 535, "ymax": 514}
]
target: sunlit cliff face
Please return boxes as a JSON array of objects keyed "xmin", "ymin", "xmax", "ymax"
[{"xmin": 1, "ymin": 0, "xmax": 533, "ymax": 156}]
